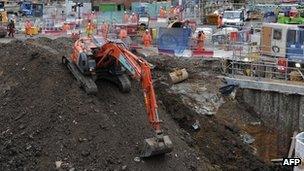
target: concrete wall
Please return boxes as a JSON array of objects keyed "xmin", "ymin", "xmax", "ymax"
[{"xmin": 241, "ymin": 89, "xmax": 304, "ymax": 156}]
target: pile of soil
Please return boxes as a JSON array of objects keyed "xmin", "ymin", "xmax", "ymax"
[
  {"xmin": 0, "ymin": 38, "xmax": 212, "ymax": 170},
  {"xmin": 0, "ymin": 36, "xmax": 275, "ymax": 170}
]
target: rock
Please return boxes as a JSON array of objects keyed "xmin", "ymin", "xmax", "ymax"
[
  {"xmin": 78, "ymin": 137, "xmax": 88, "ymax": 142},
  {"xmin": 69, "ymin": 167, "xmax": 75, "ymax": 171},
  {"xmin": 202, "ymin": 106, "xmax": 214, "ymax": 115},
  {"xmin": 81, "ymin": 150, "xmax": 90, "ymax": 157},
  {"xmin": 134, "ymin": 157, "xmax": 141, "ymax": 162},
  {"xmin": 190, "ymin": 164, "xmax": 197, "ymax": 170},
  {"xmin": 99, "ymin": 124, "xmax": 107, "ymax": 130},
  {"xmin": 122, "ymin": 165, "xmax": 127, "ymax": 170},
  {"xmin": 61, "ymin": 162, "xmax": 71, "ymax": 169},
  {"xmin": 55, "ymin": 161, "xmax": 63, "ymax": 169},
  {"xmin": 250, "ymin": 121, "xmax": 261, "ymax": 126},
  {"xmin": 106, "ymin": 157, "xmax": 115, "ymax": 164},
  {"xmin": 19, "ymin": 124, "xmax": 26, "ymax": 129},
  {"xmin": 80, "ymin": 112, "xmax": 87, "ymax": 116},
  {"xmin": 14, "ymin": 113, "xmax": 25, "ymax": 121},
  {"xmin": 240, "ymin": 133, "xmax": 255, "ymax": 144},
  {"xmin": 26, "ymin": 145, "xmax": 32, "ymax": 150}
]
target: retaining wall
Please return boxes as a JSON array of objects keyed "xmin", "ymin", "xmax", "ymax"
[{"xmin": 241, "ymin": 89, "xmax": 304, "ymax": 156}]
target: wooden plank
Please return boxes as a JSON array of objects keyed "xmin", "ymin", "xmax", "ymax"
[{"xmin": 288, "ymin": 131, "xmax": 298, "ymax": 158}]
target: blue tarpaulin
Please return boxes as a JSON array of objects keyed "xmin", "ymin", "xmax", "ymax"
[{"xmin": 157, "ymin": 27, "xmax": 192, "ymax": 53}]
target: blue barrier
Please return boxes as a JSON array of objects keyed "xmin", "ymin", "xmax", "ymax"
[{"xmin": 157, "ymin": 27, "xmax": 192, "ymax": 53}]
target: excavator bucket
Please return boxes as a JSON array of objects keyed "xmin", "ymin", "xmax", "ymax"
[{"xmin": 141, "ymin": 135, "xmax": 173, "ymax": 158}]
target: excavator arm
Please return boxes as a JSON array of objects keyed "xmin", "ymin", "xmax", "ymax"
[
  {"xmin": 120, "ymin": 48, "xmax": 161, "ymax": 132},
  {"xmin": 96, "ymin": 42, "xmax": 161, "ymax": 131},
  {"xmin": 95, "ymin": 42, "xmax": 173, "ymax": 157}
]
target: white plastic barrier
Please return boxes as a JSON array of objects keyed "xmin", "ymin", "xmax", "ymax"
[{"xmin": 295, "ymin": 132, "xmax": 304, "ymax": 171}]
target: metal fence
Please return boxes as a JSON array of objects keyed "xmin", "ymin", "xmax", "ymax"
[{"xmin": 223, "ymin": 53, "xmax": 304, "ymax": 82}]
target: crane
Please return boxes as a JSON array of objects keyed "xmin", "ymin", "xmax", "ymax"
[{"xmin": 62, "ymin": 36, "xmax": 173, "ymax": 157}]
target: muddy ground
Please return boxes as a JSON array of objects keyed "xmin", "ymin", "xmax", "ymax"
[
  {"xmin": 0, "ymin": 38, "xmax": 212, "ymax": 170},
  {"xmin": 0, "ymin": 37, "xmax": 282, "ymax": 170}
]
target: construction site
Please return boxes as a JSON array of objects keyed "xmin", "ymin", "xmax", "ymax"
[{"xmin": 1, "ymin": 0, "xmax": 304, "ymax": 170}]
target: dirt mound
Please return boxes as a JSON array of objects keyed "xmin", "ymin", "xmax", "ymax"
[{"xmin": 0, "ymin": 38, "xmax": 212, "ymax": 170}]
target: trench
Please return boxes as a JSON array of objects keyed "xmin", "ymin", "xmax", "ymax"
[
  {"xmin": 154, "ymin": 81, "xmax": 300, "ymax": 169},
  {"xmin": 155, "ymin": 82, "xmax": 270, "ymax": 170},
  {"xmin": 142, "ymin": 54, "xmax": 298, "ymax": 168},
  {"xmin": 238, "ymin": 89, "xmax": 304, "ymax": 161}
]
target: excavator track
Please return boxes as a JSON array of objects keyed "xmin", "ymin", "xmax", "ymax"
[
  {"xmin": 62, "ymin": 56, "xmax": 98, "ymax": 95},
  {"xmin": 117, "ymin": 74, "xmax": 131, "ymax": 93},
  {"xmin": 95, "ymin": 71, "xmax": 131, "ymax": 93}
]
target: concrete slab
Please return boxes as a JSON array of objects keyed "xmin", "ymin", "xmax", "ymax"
[
  {"xmin": 223, "ymin": 75, "xmax": 304, "ymax": 95},
  {"xmin": 170, "ymin": 80, "xmax": 224, "ymax": 115}
]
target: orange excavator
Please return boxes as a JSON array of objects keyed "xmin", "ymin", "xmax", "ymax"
[{"xmin": 62, "ymin": 36, "xmax": 173, "ymax": 157}]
